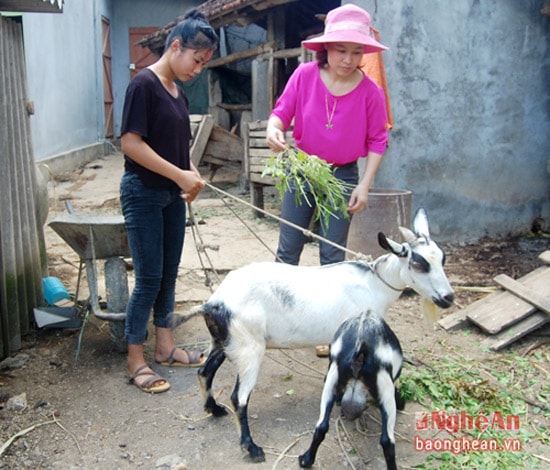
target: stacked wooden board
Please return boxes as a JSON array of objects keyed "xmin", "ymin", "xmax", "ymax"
[
  {"xmin": 244, "ymin": 120, "xmax": 295, "ymax": 217},
  {"xmin": 190, "ymin": 114, "xmax": 243, "ymax": 179},
  {"xmin": 438, "ymin": 250, "xmax": 550, "ymax": 351}
]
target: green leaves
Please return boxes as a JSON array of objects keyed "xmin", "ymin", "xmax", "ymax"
[
  {"xmin": 400, "ymin": 353, "xmax": 548, "ymax": 469},
  {"xmin": 261, "ymin": 146, "xmax": 353, "ymax": 230}
]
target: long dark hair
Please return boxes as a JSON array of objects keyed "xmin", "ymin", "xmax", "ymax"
[{"xmin": 165, "ymin": 9, "xmax": 218, "ymax": 53}]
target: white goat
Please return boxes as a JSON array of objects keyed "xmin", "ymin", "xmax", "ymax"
[
  {"xmin": 173, "ymin": 208, "xmax": 454, "ymax": 462},
  {"xmin": 299, "ymin": 309, "xmax": 405, "ymax": 470}
]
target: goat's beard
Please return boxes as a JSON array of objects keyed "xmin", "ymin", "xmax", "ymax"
[{"xmin": 422, "ymin": 298, "xmax": 439, "ymax": 326}]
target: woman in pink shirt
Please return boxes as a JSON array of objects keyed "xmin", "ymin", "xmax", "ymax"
[{"xmin": 266, "ymin": 4, "xmax": 389, "ymax": 266}]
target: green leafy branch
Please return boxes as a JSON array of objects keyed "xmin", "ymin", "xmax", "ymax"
[{"xmin": 261, "ymin": 146, "xmax": 354, "ymax": 230}]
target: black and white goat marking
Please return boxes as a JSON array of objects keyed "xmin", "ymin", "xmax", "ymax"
[
  {"xmin": 172, "ymin": 208, "xmax": 454, "ymax": 462},
  {"xmin": 299, "ymin": 310, "xmax": 405, "ymax": 470}
]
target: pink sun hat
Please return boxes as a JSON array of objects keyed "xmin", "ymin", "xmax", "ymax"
[{"xmin": 302, "ymin": 3, "xmax": 388, "ymax": 54}]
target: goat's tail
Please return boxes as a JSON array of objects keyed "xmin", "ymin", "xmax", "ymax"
[{"xmin": 169, "ymin": 304, "xmax": 204, "ymax": 329}]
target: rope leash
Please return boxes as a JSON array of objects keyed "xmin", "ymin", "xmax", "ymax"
[
  {"xmin": 204, "ymin": 182, "xmax": 370, "ymax": 259},
  {"xmin": 187, "ymin": 181, "xmax": 378, "ymax": 292}
]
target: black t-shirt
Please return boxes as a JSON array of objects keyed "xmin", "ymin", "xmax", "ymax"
[{"xmin": 121, "ymin": 68, "xmax": 191, "ymax": 188}]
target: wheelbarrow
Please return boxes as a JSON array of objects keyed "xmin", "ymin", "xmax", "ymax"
[{"xmin": 48, "ymin": 212, "xmax": 130, "ymax": 353}]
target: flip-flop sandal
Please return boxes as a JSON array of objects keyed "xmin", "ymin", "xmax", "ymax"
[
  {"xmin": 315, "ymin": 344, "xmax": 330, "ymax": 358},
  {"xmin": 156, "ymin": 347, "xmax": 206, "ymax": 368},
  {"xmin": 128, "ymin": 364, "xmax": 171, "ymax": 393}
]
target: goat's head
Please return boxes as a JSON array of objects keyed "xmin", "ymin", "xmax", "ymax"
[{"xmin": 377, "ymin": 208, "xmax": 455, "ymax": 311}]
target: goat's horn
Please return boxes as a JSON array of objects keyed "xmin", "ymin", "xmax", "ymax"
[{"xmin": 399, "ymin": 226, "xmax": 416, "ymax": 244}]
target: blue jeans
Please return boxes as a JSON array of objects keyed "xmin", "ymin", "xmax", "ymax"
[
  {"xmin": 120, "ymin": 171, "xmax": 186, "ymax": 345},
  {"xmin": 276, "ymin": 162, "xmax": 358, "ymax": 265}
]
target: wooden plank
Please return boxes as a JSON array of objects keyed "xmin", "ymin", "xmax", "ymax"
[
  {"xmin": 190, "ymin": 114, "xmax": 203, "ymax": 124},
  {"xmin": 481, "ymin": 312, "xmax": 550, "ymax": 351},
  {"xmin": 249, "ymin": 137, "xmax": 271, "ymax": 147},
  {"xmin": 249, "ymin": 131, "xmax": 267, "ymax": 139},
  {"xmin": 203, "ymin": 125, "xmax": 243, "ymax": 163},
  {"xmin": 250, "ymin": 173, "xmax": 277, "ymax": 185},
  {"xmin": 190, "ymin": 115, "xmax": 214, "ymax": 168},
  {"xmin": 248, "ymin": 120, "xmax": 269, "ymax": 131},
  {"xmin": 249, "ymin": 149, "xmax": 274, "ymax": 159},
  {"xmin": 206, "ymin": 41, "xmax": 277, "ymax": 69},
  {"xmin": 244, "ymin": 121, "xmax": 251, "ymax": 181},
  {"xmin": 250, "ymin": 155, "xmax": 271, "ymax": 165},
  {"xmin": 273, "ymin": 47, "xmax": 302, "ymax": 59},
  {"xmin": 465, "ymin": 266, "xmax": 550, "ymax": 334},
  {"xmin": 203, "ymin": 155, "xmax": 230, "ymax": 167},
  {"xmin": 210, "ymin": 124, "xmax": 241, "ymax": 142},
  {"xmin": 437, "ymin": 310, "xmax": 471, "ymax": 331},
  {"xmin": 250, "ymin": 164, "xmax": 273, "ymax": 173},
  {"xmin": 539, "ymin": 250, "xmax": 550, "ymax": 265},
  {"xmin": 251, "ymin": 183, "xmax": 265, "ymax": 217},
  {"xmin": 205, "ymin": 141, "xmax": 242, "ymax": 162},
  {"xmin": 494, "ymin": 273, "xmax": 550, "ymax": 315}
]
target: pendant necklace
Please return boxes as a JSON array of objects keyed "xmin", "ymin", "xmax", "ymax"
[{"xmin": 324, "ymin": 94, "xmax": 337, "ymax": 130}]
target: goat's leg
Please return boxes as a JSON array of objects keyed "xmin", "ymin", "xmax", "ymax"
[
  {"xmin": 299, "ymin": 362, "xmax": 339, "ymax": 468},
  {"xmin": 229, "ymin": 347, "xmax": 265, "ymax": 462},
  {"xmin": 198, "ymin": 345, "xmax": 227, "ymax": 417},
  {"xmin": 377, "ymin": 372, "xmax": 398, "ymax": 470},
  {"xmin": 230, "ymin": 378, "xmax": 264, "ymax": 462}
]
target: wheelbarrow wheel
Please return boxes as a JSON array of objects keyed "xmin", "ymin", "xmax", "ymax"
[
  {"xmin": 105, "ymin": 257, "xmax": 129, "ymax": 353},
  {"xmin": 110, "ymin": 321, "xmax": 127, "ymax": 353}
]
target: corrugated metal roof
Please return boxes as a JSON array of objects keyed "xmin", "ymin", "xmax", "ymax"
[{"xmin": 0, "ymin": 0, "xmax": 63, "ymax": 13}]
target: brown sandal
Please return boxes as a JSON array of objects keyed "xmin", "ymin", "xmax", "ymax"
[
  {"xmin": 156, "ymin": 347, "xmax": 206, "ymax": 368},
  {"xmin": 128, "ymin": 364, "xmax": 171, "ymax": 393}
]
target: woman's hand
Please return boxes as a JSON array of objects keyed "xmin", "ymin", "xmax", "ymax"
[
  {"xmin": 348, "ymin": 151, "xmax": 384, "ymax": 214},
  {"xmin": 177, "ymin": 170, "xmax": 205, "ymax": 202},
  {"xmin": 122, "ymin": 132, "xmax": 205, "ymax": 202},
  {"xmin": 348, "ymin": 185, "xmax": 369, "ymax": 214},
  {"xmin": 266, "ymin": 117, "xmax": 287, "ymax": 152}
]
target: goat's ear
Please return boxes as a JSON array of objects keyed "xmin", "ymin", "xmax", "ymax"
[
  {"xmin": 379, "ymin": 232, "xmax": 408, "ymax": 257},
  {"xmin": 413, "ymin": 208, "xmax": 430, "ymax": 240},
  {"xmin": 378, "ymin": 232, "xmax": 390, "ymax": 250}
]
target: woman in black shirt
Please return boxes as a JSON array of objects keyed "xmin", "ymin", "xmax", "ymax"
[{"xmin": 120, "ymin": 10, "xmax": 218, "ymax": 393}]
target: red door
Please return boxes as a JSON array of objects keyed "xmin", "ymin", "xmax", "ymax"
[
  {"xmin": 129, "ymin": 27, "xmax": 158, "ymax": 79},
  {"xmin": 102, "ymin": 17, "xmax": 114, "ymax": 138}
]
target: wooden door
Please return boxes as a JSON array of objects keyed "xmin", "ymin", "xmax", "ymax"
[
  {"xmin": 102, "ymin": 16, "xmax": 114, "ymax": 138},
  {"xmin": 129, "ymin": 27, "xmax": 158, "ymax": 79}
]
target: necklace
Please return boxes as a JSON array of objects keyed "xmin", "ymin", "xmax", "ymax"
[{"xmin": 324, "ymin": 95, "xmax": 337, "ymax": 130}]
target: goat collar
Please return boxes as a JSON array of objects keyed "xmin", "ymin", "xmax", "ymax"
[{"xmin": 372, "ymin": 260, "xmax": 402, "ymax": 292}]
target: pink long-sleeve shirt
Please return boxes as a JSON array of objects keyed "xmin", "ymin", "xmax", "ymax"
[{"xmin": 270, "ymin": 61, "xmax": 388, "ymax": 166}]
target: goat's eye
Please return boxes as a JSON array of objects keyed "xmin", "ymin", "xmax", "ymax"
[{"xmin": 410, "ymin": 252, "xmax": 430, "ymax": 273}]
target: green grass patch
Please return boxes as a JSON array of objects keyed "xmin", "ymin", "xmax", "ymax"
[{"xmin": 399, "ymin": 350, "xmax": 549, "ymax": 469}]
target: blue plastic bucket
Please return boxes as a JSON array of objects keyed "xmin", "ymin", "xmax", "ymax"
[{"xmin": 42, "ymin": 277, "xmax": 71, "ymax": 306}]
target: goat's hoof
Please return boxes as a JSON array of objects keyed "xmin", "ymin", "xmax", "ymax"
[
  {"xmin": 247, "ymin": 445, "xmax": 265, "ymax": 463},
  {"xmin": 299, "ymin": 452, "xmax": 314, "ymax": 468},
  {"xmin": 205, "ymin": 402, "xmax": 228, "ymax": 417}
]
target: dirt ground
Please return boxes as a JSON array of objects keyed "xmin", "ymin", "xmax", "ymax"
[{"xmin": 0, "ymin": 152, "xmax": 548, "ymax": 469}]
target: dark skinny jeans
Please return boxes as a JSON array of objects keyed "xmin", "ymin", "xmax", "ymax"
[
  {"xmin": 276, "ymin": 162, "xmax": 358, "ymax": 265},
  {"xmin": 120, "ymin": 171, "xmax": 186, "ymax": 345}
]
